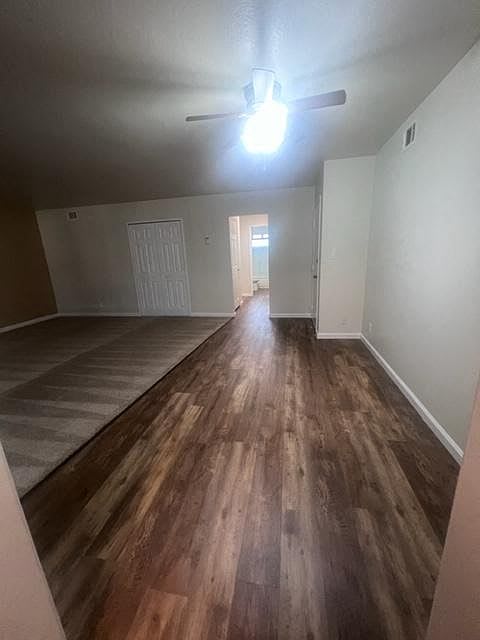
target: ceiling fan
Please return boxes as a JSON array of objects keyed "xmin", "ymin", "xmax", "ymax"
[{"xmin": 185, "ymin": 68, "xmax": 346, "ymax": 154}]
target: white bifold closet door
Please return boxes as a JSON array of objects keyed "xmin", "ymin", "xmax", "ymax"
[{"xmin": 128, "ymin": 220, "xmax": 191, "ymax": 316}]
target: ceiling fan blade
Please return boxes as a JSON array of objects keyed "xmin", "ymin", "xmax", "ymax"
[
  {"xmin": 288, "ymin": 89, "xmax": 347, "ymax": 113},
  {"xmin": 185, "ymin": 112, "xmax": 245, "ymax": 122}
]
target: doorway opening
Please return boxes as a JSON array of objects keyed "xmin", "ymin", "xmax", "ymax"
[{"xmin": 228, "ymin": 214, "xmax": 269, "ymax": 314}]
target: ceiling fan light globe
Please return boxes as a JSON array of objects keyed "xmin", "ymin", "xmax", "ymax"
[{"xmin": 241, "ymin": 101, "xmax": 288, "ymax": 154}]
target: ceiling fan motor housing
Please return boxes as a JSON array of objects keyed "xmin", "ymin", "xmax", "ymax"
[{"xmin": 243, "ymin": 80, "xmax": 282, "ymax": 110}]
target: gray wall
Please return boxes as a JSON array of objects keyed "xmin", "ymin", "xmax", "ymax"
[
  {"xmin": 363, "ymin": 40, "xmax": 480, "ymax": 449},
  {"xmin": 37, "ymin": 187, "xmax": 315, "ymax": 317}
]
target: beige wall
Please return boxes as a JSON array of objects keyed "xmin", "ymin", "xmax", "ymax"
[
  {"xmin": 426, "ymin": 382, "xmax": 480, "ymax": 639},
  {"xmin": 37, "ymin": 187, "xmax": 315, "ymax": 317},
  {"xmin": 317, "ymin": 156, "xmax": 375, "ymax": 336},
  {"xmin": 238, "ymin": 214, "xmax": 269, "ymax": 297},
  {"xmin": 0, "ymin": 445, "xmax": 65, "ymax": 639},
  {"xmin": 363, "ymin": 40, "xmax": 480, "ymax": 450},
  {"xmin": 0, "ymin": 198, "xmax": 56, "ymax": 328}
]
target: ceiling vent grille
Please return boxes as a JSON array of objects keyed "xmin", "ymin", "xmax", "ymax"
[
  {"xmin": 67, "ymin": 211, "xmax": 79, "ymax": 221},
  {"xmin": 403, "ymin": 122, "xmax": 416, "ymax": 150}
]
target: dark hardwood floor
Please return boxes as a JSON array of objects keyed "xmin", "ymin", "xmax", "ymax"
[{"xmin": 22, "ymin": 291, "xmax": 459, "ymax": 640}]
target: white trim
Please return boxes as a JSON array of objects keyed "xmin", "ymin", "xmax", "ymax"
[
  {"xmin": 0, "ymin": 313, "xmax": 59, "ymax": 334},
  {"xmin": 25, "ymin": 310, "xmax": 233, "ymax": 319},
  {"xmin": 361, "ymin": 334, "xmax": 464, "ymax": 463},
  {"xmin": 59, "ymin": 311, "xmax": 141, "ymax": 317},
  {"xmin": 190, "ymin": 312, "xmax": 235, "ymax": 318},
  {"xmin": 270, "ymin": 313, "xmax": 313, "ymax": 318},
  {"xmin": 16, "ymin": 310, "xmax": 232, "ymax": 319},
  {"xmin": 317, "ymin": 332, "xmax": 361, "ymax": 339}
]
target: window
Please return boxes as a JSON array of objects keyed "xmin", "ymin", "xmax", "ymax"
[{"xmin": 251, "ymin": 225, "xmax": 269, "ymax": 248}]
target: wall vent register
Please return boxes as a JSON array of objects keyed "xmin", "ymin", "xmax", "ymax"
[{"xmin": 403, "ymin": 122, "xmax": 416, "ymax": 149}]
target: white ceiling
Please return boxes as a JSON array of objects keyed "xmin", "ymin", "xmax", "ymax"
[{"xmin": 1, "ymin": 0, "xmax": 480, "ymax": 209}]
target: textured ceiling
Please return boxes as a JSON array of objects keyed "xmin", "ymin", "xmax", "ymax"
[{"xmin": 1, "ymin": 0, "xmax": 480, "ymax": 209}]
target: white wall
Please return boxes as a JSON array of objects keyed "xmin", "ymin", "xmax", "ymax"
[
  {"xmin": 311, "ymin": 168, "xmax": 324, "ymax": 331},
  {"xmin": 238, "ymin": 214, "xmax": 268, "ymax": 297},
  {"xmin": 37, "ymin": 187, "xmax": 315, "ymax": 317},
  {"xmin": 363, "ymin": 40, "xmax": 480, "ymax": 450},
  {"xmin": 0, "ymin": 445, "xmax": 66, "ymax": 640},
  {"xmin": 317, "ymin": 156, "xmax": 375, "ymax": 336}
]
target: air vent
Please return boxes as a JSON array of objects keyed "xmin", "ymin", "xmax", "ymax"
[
  {"xmin": 403, "ymin": 122, "xmax": 416, "ymax": 150},
  {"xmin": 67, "ymin": 211, "xmax": 79, "ymax": 221}
]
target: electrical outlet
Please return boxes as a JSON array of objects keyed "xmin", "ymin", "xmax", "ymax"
[{"xmin": 368, "ymin": 321, "xmax": 373, "ymax": 334}]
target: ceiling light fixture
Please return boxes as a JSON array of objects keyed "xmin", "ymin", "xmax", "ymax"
[
  {"xmin": 241, "ymin": 100, "xmax": 288, "ymax": 154},
  {"xmin": 186, "ymin": 68, "xmax": 347, "ymax": 155}
]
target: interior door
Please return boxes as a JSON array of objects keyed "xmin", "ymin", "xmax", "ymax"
[
  {"xmin": 128, "ymin": 220, "xmax": 190, "ymax": 316},
  {"xmin": 229, "ymin": 216, "xmax": 241, "ymax": 309}
]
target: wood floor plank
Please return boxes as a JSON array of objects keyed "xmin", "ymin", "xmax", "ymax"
[
  {"xmin": 279, "ymin": 427, "xmax": 327, "ymax": 639},
  {"xmin": 125, "ymin": 590, "xmax": 187, "ymax": 640},
  {"xmin": 173, "ymin": 441, "xmax": 256, "ymax": 640},
  {"xmin": 21, "ymin": 291, "xmax": 459, "ymax": 640},
  {"xmin": 235, "ymin": 426, "xmax": 282, "ymax": 587},
  {"xmin": 226, "ymin": 581, "xmax": 279, "ymax": 640}
]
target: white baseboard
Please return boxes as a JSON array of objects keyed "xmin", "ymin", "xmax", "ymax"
[
  {"xmin": 317, "ymin": 332, "xmax": 361, "ymax": 339},
  {"xmin": 270, "ymin": 313, "xmax": 313, "ymax": 318},
  {"xmin": 59, "ymin": 311, "xmax": 141, "ymax": 317},
  {"xmin": 60, "ymin": 310, "xmax": 234, "ymax": 319},
  {"xmin": 190, "ymin": 312, "xmax": 235, "ymax": 318},
  {"xmin": 361, "ymin": 335, "xmax": 463, "ymax": 463},
  {"xmin": 0, "ymin": 313, "xmax": 59, "ymax": 334}
]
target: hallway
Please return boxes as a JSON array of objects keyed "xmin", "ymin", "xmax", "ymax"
[{"xmin": 23, "ymin": 292, "xmax": 458, "ymax": 640}]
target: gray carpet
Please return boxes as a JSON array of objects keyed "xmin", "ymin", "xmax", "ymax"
[{"xmin": 0, "ymin": 315, "xmax": 229, "ymax": 495}]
